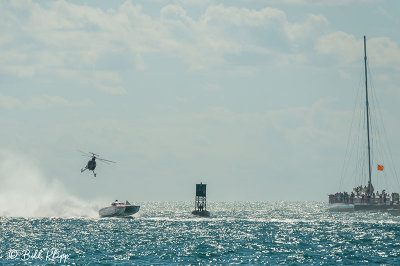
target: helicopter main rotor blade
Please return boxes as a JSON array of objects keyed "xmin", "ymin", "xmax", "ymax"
[
  {"xmin": 77, "ymin": 149, "xmax": 91, "ymax": 156},
  {"xmin": 97, "ymin": 157, "xmax": 116, "ymax": 163},
  {"xmin": 97, "ymin": 160, "xmax": 112, "ymax": 165},
  {"xmin": 89, "ymin": 152, "xmax": 100, "ymax": 157}
]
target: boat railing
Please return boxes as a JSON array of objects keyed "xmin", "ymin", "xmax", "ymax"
[{"xmin": 329, "ymin": 194, "xmax": 400, "ymax": 205}]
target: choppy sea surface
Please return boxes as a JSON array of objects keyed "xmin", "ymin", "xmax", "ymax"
[{"xmin": 1, "ymin": 201, "xmax": 400, "ymax": 265}]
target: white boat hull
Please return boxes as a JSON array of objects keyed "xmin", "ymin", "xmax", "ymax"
[
  {"xmin": 99, "ymin": 205, "xmax": 140, "ymax": 218},
  {"xmin": 122, "ymin": 205, "xmax": 140, "ymax": 216},
  {"xmin": 328, "ymin": 203, "xmax": 355, "ymax": 212},
  {"xmin": 99, "ymin": 206, "xmax": 126, "ymax": 217}
]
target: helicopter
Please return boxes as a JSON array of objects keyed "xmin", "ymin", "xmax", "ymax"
[{"xmin": 79, "ymin": 151, "xmax": 116, "ymax": 177}]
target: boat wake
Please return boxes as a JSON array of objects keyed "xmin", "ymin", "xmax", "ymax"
[{"xmin": 0, "ymin": 151, "xmax": 99, "ymax": 218}]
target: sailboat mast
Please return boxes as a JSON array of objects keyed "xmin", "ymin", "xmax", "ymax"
[{"xmin": 364, "ymin": 35, "xmax": 372, "ymax": 197}]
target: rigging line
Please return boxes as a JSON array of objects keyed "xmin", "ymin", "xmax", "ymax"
[
  {"xmin": 356, "ymin": 82, "xmax": 367, "ymax": 187},
  {"xmin": 367, "ymin": 61, "xmax": 400, "ymax": 190},
  {"xmin": 356, "ymin": 64, "xmax": 367, "ymax": 188},
  {"xmin": 383, "ymin": 168, "xmax": 389, "ymax": 191},
  {"xmin": 373, "ymin": 98, "xmax": 400, "ymax": 190},
  {"xmin": 351, "ymin": 130, "xmax": 363, "ymax": 189},
  {"xmin": 361, "ymin": 92, "xmax": 368, "ymax": 186},
  {"xmin": 355, "ymin": 111, "xmax": 362, "ymax": 187},
  {"xmin": 351, "ymin": 107, "xmax": 363, "ymax": 188},
  {"xmin": 339, "ymin": 64, "xmax": 365, "ymax": 191},
  {"xmin": 369, "ymin": 87, "xmax": 382, "ymax": 185},
  {"xmin": 352, "ymin": 84, "xmax": 364, "ymax": 188},
  {"xmin": 338, "ymin": 103, "xmax": 357, "ymax": 191},
  {"xmin": 374, "ymin": 100, "xmax": 397, "ymax": 190}
]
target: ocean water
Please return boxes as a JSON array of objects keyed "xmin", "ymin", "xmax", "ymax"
[{"xmin": 1, "ymin": 201, "xmax": 400, "ymax": 265}]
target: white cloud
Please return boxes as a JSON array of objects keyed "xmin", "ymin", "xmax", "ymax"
[
  {"xmin": 201, "ymin": 4, "xmax": 328, "ymax": 43},
  {"xmin": 89, "ymin": 71, "xmax": 128, "ymax": 95},
  {"xmin": 0, "ymin": 94, "xmax": 24, "ymax": 109},
  {"xmin": 146, "ymin": 0, "xmax": 378, "ymax": 7},
  {"xmin": 0, "ymin": 0, "xmax": 330, "ymax": 79},
  {"xmin": 338, "ymin": 69, "xmax": 352, "ymax": 79},
  {"xmin": 256, "ymin": 0, "xmax": 383, "ymax": 6},
  {"xmin": 315, "ymin": 31, "xmax": 361, "ymax": 64},
  {"xmin": 142, "ymin": 99, "xmax": 347, "ymax": 155},
  {"xmin": 315, "ymin": 32, "xmax": 400, "ymax": 71},
  {"xmin": 368, "ymin": 37, "xmax": 400, "ymax": 69},
  {"xmin": 202, "ymin": 5, "xmax": 287, "ymax": 27},
  {"xmin": 0, "ymin": 93, "xmax": 93, "ymax": 110},
  {"xmin": 285, "ymin": 14, "xmax": 328, "ymax": 41},
  {"xmin": 135, "ymin": 54, "xmax": 148, "ymax": 70},
  {"xmin": 98, "ymin": 85, "xmax": 127, "ymax": 95},
  {"xmin": 203, "ymin": 83, "xmax": 221, "ymax": 91}
]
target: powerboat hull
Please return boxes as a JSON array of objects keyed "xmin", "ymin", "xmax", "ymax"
[
  {"xmin": 99, "ymin": 206, "xmax": 126, "ymax": 217},
  {"xmin": 99, "ymin": 204, "xmax": 140, "ymax": 218},
  {"xmin": 120, "ymin": 205, "xmax": 140, "ymax": 216}
]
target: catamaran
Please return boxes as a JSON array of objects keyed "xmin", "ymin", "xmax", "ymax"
[{"xmin": 328, "ymin": 36, "xmax": 400, "ymax": 211}]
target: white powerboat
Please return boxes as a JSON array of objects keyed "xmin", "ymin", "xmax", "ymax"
[{"xmin": 99, "ymin": 200, "xmax": 140, "ymax": 218}]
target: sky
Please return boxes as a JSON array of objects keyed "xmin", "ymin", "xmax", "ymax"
[{"xmin": 1, "ymin": 0, "xmax": 400, "ymax": 203}]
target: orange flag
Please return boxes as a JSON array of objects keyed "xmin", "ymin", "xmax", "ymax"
[{"xmin": 377, "ymin": 164, "xmax": 384, "ymax": 171}]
